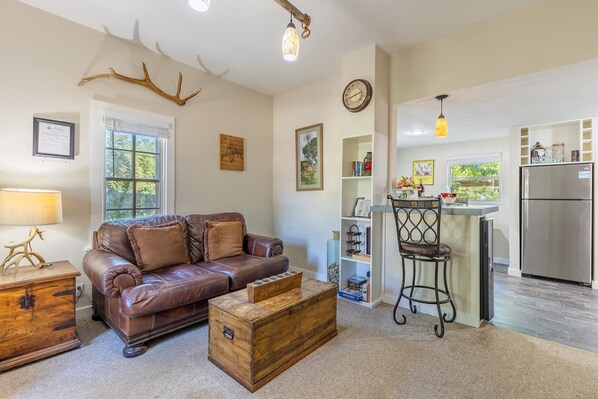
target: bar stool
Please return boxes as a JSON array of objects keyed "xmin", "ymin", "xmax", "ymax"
[{"xmin": 387, "ymin": 195, "xmax": 456, "ymax": 338}]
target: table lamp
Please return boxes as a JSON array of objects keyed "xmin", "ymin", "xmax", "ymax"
[{"xmin": 0, "ymin": 188, "xmax": 63, "ymax": 276}]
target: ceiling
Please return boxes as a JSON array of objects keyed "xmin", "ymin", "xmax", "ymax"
[
  {"xmin": 20, "ymin": 0, "xmax": 544, "ymax": 95},
  {"xmin": 396, "ymin": 58, "xmax": 598, "ymax": 148}
]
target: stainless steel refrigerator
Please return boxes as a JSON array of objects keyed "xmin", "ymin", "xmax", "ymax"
[{"xmin": 520, "ymin": 163, "xmax": 593, "ymax": 285}]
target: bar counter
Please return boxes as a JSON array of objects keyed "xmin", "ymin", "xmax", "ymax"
[{"xmin": 371, "ymin": 204, "xmax": 499, "ymax": 328}]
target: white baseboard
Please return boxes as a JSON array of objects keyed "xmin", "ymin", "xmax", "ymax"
[
  {"xmin": 592, "ymin": 281, "xmax": 598, "ymax": 290},
  {"xmin": 76, "ymin": 305, "xmax": 93, "ymax": 319},
  {"xmin": 507, "ymin": 268, "xmax": 522, "ymax": 277},
  {"xmin": 493, "ymin": 257, "xmax": 509, "ymax": 265},
  {"xmin": 289, "ymin": 265, "xmax": 327, "ymax": 282}
]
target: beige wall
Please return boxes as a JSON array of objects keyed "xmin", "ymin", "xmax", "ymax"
[
  {"xmin": 396, "ymin": 137, "xmax": 510, "ymax": 261},
  {"xmin": 272, "ymin": 74, "xmax": 344, "ymax": 279},
  {"xmin": 391, "ymin": 0, "xmax": 598, "ymax": 105},
  {"xmin": 0, "ymin": 0, "xmax": 274, "ymax": 309}
]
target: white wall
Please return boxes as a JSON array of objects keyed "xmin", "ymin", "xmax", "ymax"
[
  {"xmin": 396, "ymin": 137, "xmax": 510, "ymax": 261},
  {"xmin": 391, "ymin": 0, "xmax": 598, "ymax": 105},
  {"xmin": 0, "ymin": 0, "xmax": 274, "ymax": 310},
  {"xmin": 272, "ymin": 75, "xmax": 344, "ymax": 280}
]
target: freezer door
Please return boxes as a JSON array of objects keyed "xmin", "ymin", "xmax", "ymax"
[
  {"xmin": 521, "ymin": 163, "xmax": 593, "ymax": 200},
  {"xmin": 521, "ymin": 199, "xmax": 592, "ymax": 284}
]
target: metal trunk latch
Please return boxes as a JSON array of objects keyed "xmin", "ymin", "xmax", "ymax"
[{"xmin": 19, "ymin": 285, "xmax": 36, "ymax": 310}]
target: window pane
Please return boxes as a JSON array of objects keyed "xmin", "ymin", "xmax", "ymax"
[
  {"xmin": 135, "ymin": 153, "xmax": 159, "ymax": 179},
  {"xmin": 106, "ymin": 210, "xmax": 134, "ymax": 221},
  {"xmin": 449, "ymin": 162, "xmax": 501, "ymax": 201},
  {"xmin": 105, "ymin": 131, "xmax": 113, "ymax": 148},
  {"xmin": 136, "ymin": 208, "xmax": 159, "ymax": 218},
  {"xmin": 106, "ymin": 180, "xmax": 133, "ymax": 209},
  {"xmin": 136, "ymin": 135, "xmax": 158, "ymax": 153},
  {"xmin": 113, "ymin": 132, "xmax": 133, "ymax": 150},
  {"xmin": 105, "ymin": 149, "xmax": 114, "ymax": 178},
  {"xmin": 136, "ymin": 182, "xmax": 160, "ymax": 208},
  {"xmin": 113, "ymin": 150, "xmax": 133, "ymax": 178}
]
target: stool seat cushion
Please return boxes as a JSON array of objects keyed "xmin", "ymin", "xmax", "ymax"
[{"xmin": 401, "ymin": 243, "xmax": 451, "ymax": 258}]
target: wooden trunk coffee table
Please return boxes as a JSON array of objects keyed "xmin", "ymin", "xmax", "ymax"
[{"xmin": 208, "ymin": 276, "xmax": 337, "ymax": 392}]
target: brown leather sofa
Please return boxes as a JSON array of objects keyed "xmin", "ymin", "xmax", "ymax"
[{"xmin": 83, "ymin": 212, "xmax": 288, "ymax": 357}]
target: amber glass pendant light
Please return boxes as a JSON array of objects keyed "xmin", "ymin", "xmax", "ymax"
[{"xmin": 435, "ymin": 94, "xmax": 449, "ymax": 139}]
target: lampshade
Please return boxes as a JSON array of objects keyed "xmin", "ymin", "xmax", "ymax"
[
  {"xmin": 0, "ymin": 189, "xmax": 63, "ymax": 226},
  {"xmin": 282, "ymin": 19, "xmax": 300, "ymax": 62},
  {"xmin": 435, "ymin": 116, "xmax": 448, "ymax": 138},
  {"xmin": 188, "ymin": 0, "xmax": 210, "ymax": 12}
]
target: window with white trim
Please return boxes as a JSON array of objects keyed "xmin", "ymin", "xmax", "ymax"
[
  {"xmin": 103, "ymin": 114, "xmax": 173, "ymax": 220},
  {"xmin": 447, "ymin": 153, "xmax": 502, "ymax": 203}
]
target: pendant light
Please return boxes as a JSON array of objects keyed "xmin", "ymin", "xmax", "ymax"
[
  {"xmin": 188, "ymin": 0, "xmax": 210, "ymax": 12},
  {"xmin": 282, "ymin": 13, "xmax": 300, "ymax": 62},
  {"xmin": 435, "ymin": 94, "xmax": 449, "ymax": 139}
]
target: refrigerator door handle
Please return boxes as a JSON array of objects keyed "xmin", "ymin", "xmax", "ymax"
[{"xmin": 522, "ymin": 168, "xmax": 530, "ymax": 199}]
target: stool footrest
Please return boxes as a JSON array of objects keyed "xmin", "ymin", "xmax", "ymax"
[{"xmin": 401, "ymin": 284, "xmax": 452, "ymax": 305}]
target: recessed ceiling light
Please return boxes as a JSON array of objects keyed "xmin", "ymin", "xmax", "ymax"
[{"xmin": 405, "ymin": 129, "xmax": 427, "ymax": 136}]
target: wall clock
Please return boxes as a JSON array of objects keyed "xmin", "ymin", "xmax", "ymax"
[{"xmin": 342, "ymin": 79, "xmax": 372, "ymax": 113}]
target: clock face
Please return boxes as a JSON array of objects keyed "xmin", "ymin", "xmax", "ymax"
[{"xmin": 342, "ymin": 79, "xmax": 372, "ymax": 112}]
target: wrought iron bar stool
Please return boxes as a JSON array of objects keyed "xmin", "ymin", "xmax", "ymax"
[{"xmin": 387, "ymin": 195, "xmax": 456, "ymax": 338}]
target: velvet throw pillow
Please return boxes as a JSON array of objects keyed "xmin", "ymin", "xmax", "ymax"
[
  {"xmin": 127, "ymin": 221, "xmax": 190, "ymax": 273},
  {"xmin": 203, "ymin": 220, "xmax": 243, "ymax": 262}
]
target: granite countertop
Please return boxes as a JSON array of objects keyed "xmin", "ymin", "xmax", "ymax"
[{"xmin": 371, "ymin": 204, "xmax": 499, "ymax": 216}]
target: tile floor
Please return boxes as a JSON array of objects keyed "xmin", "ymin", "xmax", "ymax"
[{"xmin": 490, "ymin": 264, "xmax": 598, "ymax": 353}]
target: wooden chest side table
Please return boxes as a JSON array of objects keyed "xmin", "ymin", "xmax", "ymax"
[{"xmin": 0, "ymin": 260, "xmax": 82, "ymax": 371}]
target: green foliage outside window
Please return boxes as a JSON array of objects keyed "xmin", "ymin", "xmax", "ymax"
[
  {"xmin": 105, "ymin": 130, "xmax": 161, "ymax": 220},
  {"xmin": 449, "ymin": 162, "xmax": 501, "ymax": 201}
]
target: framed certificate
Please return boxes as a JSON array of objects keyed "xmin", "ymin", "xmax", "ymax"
[{"xmin": 33, "ymin": 117, "xmax": 75, "ymax": 159}]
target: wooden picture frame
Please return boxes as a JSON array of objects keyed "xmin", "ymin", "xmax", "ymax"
[
  {"xmin": 33, "ymin": 117, "xmax": 75, "ymax": 159},
  {"xmin": 295, "ymin": 123, "xmax": 323, "ymax": 191},
  {"xmin": 220, "ymin": 134, "xmax": 244, "ymax": 171},
  {"xmin": 413, "ymin": 159, "xmax": 434, "ymax": 185}
]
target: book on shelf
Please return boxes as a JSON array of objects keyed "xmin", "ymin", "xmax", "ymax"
[{"xmin": 338, "ymin": 288, "xmax": 363, "ymax": 302}]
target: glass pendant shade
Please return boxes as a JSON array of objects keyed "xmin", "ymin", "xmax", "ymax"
[
  {"xmin": 282, "ymin": 21, "xmax": 300, "ymax": 62},
  {"xmin": 188, "ymin": 0, "xmax": 210, "ymax": 12},
  {"xmin": 435, "ymin": 115, "xmax": 448, "ymax": 138}
]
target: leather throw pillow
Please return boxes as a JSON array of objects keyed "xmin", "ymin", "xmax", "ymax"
[
  {"xmin": 203, "ymin": 220, "xmax": 243, "ymax": 262},
  {"xmin": 127, "ymin": 221, "xmax": 190, "ymax": 273}
]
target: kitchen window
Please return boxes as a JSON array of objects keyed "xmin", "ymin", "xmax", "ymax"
[{"xmin": 447, "ymin": 153, "xmax": 502, "ymax": 203}]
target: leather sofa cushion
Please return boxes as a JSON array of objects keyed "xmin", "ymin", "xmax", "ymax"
[
  {"xmin": 186, "ymin": 213, "xmax": 247, "ymax": 263},
  {"xmin": 97, "ymin": 215, "xmax": 186, "ymax": 264},
  {"xmin": 120, "ymin": 264, "xmax": 229, "ymax": 318},
  {"xmin": 198, "ymin": 254, "xmax": 289, "ymax": 291},
  {"xmin": 127, "ymin": 221, "xmax": 190, "ymax": 272},
  {"xmin": 204, "ymin": 220, "xmax": 243, "ymax": 262}
]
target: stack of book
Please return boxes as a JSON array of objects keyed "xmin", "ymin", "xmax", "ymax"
[
  {"xmin": 338, "ymin": 288, "xmax": 362, "ymax": 302},
  {"xmin": 338, "ymin": 275, "xmax": 370, "ymax": 302}
]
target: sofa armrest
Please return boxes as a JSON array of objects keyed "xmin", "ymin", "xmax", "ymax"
[
  {"xmin": 83, "ymin": 249, "xmax": 143, "ymax": 298},
  {"xmin": 244, "ymin": 233, "xmax": 284, "ymax": 257}
]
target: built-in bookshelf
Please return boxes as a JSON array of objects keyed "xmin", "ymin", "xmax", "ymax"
[{"xmin": 338, "ymin": 133, "xmax": 386, "ymax": 307}]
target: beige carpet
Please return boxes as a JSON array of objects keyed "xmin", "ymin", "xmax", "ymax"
[{"xmin": 2, "ymin": 300, "xmax": 598, "ymax": 399}]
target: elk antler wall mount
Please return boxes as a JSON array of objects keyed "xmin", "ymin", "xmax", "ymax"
[{"xmin": 78, "ymin": 62, "xmax": 201, "ymax": 106}]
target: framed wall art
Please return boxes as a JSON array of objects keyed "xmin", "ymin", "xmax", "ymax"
[
  {"xmin": 33, "ymin": 117, "xmax": 75, "ymax": 159},
  {"xmin": 295, "ymin": 123, "xmax": 323, "ymax": 191},
  {"xmin": 220, "ymin": 133, "xmax": 244, "ymax": 171},
  {"xmin": 413, "ymin": 159, "xmax": 434, "ymax": 185}
]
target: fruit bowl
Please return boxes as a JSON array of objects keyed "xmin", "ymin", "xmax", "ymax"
[{"xmin": 440, "ymin": 192, "xmax": 456, "ymax": 205}]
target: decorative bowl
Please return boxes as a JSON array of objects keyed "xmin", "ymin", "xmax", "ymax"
[{"xmin": 440, "ymin": 192, "xmax": 456, "ymax": 205}]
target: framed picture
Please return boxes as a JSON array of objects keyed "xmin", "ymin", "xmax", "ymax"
[
  {"xmin": 413, "ymin": 159, "xmax": 434, "ymax": 185},
  {"xmin": 219, "ymin": 133, "xmax": 244, "ymax": 171},
  {"xmin": 295, "ymin": 123, "xmax": 323, "ymax": 191},
  {"xmin": 33, "ymin": 117, "xmax": 75, "ymax": 159}
]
